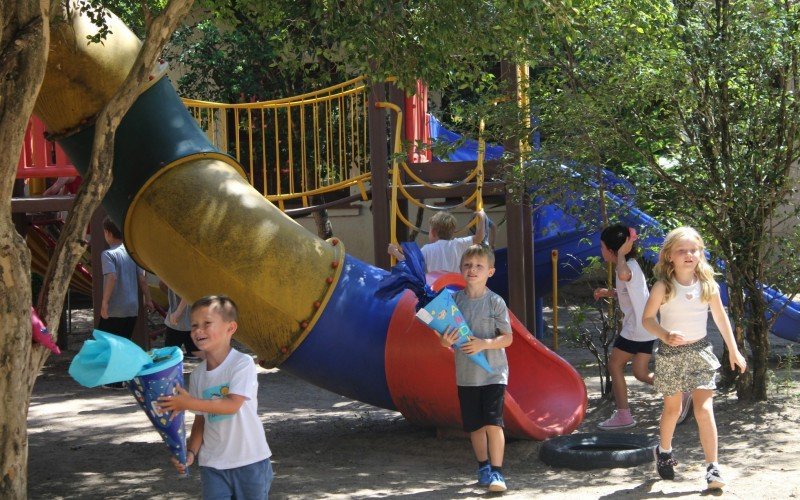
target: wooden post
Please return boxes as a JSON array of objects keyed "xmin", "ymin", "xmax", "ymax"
[{"xmin": 368, "ymin": 81, "xmax": 391, "ymax": 269}]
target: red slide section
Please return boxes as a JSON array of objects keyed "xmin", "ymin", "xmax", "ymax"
[{"xmin": 384, "ymin": 274, "xmax": 586, "ymax": 440}]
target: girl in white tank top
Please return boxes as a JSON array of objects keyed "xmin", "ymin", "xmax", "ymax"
[{"xmin": 642, "ymin": 227, "xmax": 747, "ymax": 490}]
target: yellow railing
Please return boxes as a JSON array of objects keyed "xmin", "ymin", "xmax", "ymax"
[
  {"xmin": 182, "ymin": 76, "xmax": 370, "ymax": 210},
  {"xmin": 377, "ymin": 101, "xmax": 484, "ymax": 263}
]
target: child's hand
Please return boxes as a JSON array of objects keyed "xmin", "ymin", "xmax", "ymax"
[
  {"xmin": 387, "ymin": 243, "xmax": 404, "ymax": 259},
  {"xmin": 593, "ymin": 288, "xmax": 615, "ymax": 301},
  {"xmin": 460, "ymin": 336, "xmax": 486, "ymax": 355},
  {"xmin": 170, "ymin": 452, "xmax": 194, "ymax": 474},
  {"xmin": 663, "ymin": 331, "xmax": 686, "ymax": 346},
  {"xmin": 157, "ymin": 385, "xmax": 192, "ymax": 415},
  {"xmin": 168, "ymin": 311, "xmax": 180, "ymax": 325},
  {"xmin": 440, "ymin": 326, "xmax": 459, "ymax": 348},
  {"xmin": 730, "ymin": 350, "xmax": 747, "ymax": 373}
]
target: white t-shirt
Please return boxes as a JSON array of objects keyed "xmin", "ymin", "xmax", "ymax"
[
  {"xmin": 188, "ymin": 349, "xmax": 271, "ymax": 470},
  {"xmin": 617, "ymin": 259, "xmax": 656, "ymax": 342},
  {"xmin": 659, "ymin": 279, "xmax": 710, "ymax": 343},
  {"xmin": 420, "ymin": 236, "xmax": 474, "ymax": 273}
]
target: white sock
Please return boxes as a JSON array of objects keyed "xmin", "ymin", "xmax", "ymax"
[
  {"xmin": 659, "ymin": 446, "xmax": 672, "ymax": 454},
  {"xmin": 707, "ymin": 461, "xmax": 719, "ymax": 469}
]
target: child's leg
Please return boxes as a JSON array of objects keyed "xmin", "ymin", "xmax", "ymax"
[
  {"xmin": 659, "ymin": 392, "xmax": 682, "ymax": 450},
  {"xmin": 485, "ymin": 425, "xmax": 505, "ymax": 467},
  {"xmin": 608, "ymin": 348, "xmax": 635, "ymax": 409},
  {"xmin": 631, "ymin": 353, "xmax": 654, "ymax": 385},
  {"xmin": 469, "ymin": 428, "xmax": 489, "ymax": 463},
  {"xmin": 692, "ymin": 389, "xmax": 718, "ymax": 463}
]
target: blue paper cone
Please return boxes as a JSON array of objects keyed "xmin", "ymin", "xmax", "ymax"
[
  {"xmin": 128, "ymin": 347, "xmax": 187, "ymax": 467},
  {"xmin": 415, "ymin": 290, "xmax": 494, "ymax": 373}
]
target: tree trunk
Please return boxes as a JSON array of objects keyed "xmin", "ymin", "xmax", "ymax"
[
  {"xmin": 0, "ymin": 2, "xmax": 195, "ymax": 497},
  {"xmin": 0, "ymin": 2, "xmax": 51, "ymax": 496}
]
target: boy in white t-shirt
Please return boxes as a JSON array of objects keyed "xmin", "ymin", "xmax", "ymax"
[
  {"xmin": 158, "ymin": 295, "xmax": 272, "ymax": 499},
  {"xmin": 388, "ymin": 209, "xmax": 487, "ymax": 273}
]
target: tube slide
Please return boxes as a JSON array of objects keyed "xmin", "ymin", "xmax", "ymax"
[
  {"xmin": 31, "ymin": 8, "xmax": 585, "ymax": 439},
  {"xmin": 430, "ymin": 116, "xmax": 800, "ymax": 343}
]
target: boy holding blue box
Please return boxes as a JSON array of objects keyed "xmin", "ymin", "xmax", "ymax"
[{"xmin": 441, "ymin": 245, "xmax": 512, "ymax": 492}]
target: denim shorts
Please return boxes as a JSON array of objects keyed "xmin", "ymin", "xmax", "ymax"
[{"xmin": 200, "ymin": 458, "xmax": 273, "ymax": 500}]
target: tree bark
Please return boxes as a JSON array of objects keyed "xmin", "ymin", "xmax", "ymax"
[
  {"xmin": 0, "ymin": 1, "xmax": 194, "ymax": 497},
  {"xmin": 0, "ymin": 1, "xmax": 51, "ymax": 495}
]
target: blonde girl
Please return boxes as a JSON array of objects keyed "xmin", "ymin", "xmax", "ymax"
[{"xmin": 642, "ymin": 227, "xmax": 746, "ymax": 490}]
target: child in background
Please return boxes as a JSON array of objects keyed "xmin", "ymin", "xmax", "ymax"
[
  {"xmin": 388, "ymin": 209, "xmax": 486, "ymax": 273},
  {"xmin": 642, "ymin": 227, "xmax": 746, "ymax": 490},
  {"xmin": 99, "ymin": 217, "xmax": 152, "ymax": 340},
  {"xmin": 441, "ymin": 245, "xmax": 512, "ymax": 492},
  {"xmin": 594, "ymin": 224, "xmax": 658, "ymax": 430},
  {"xmin": 158, "ymin": 296, "xmax": 273, "ymax": 499},
  {"xmin": 159, "ymin": 279, "xmax": 203, "ymax": 360}
]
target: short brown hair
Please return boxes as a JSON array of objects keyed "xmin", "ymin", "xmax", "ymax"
[
  {"xmin": 429, "ymin": 211, "xmax": 457, "ymax": 240},
  {"xmin": 191, "ymin": 295, "xmax": 239, "ymax": 322},
  {"xmin": 102, "ymin": 217, "xmax": 123, "ymax": 239},
  {"xmin": 460, "ymin": 244, "xmax": 495, "ymax": 268}
]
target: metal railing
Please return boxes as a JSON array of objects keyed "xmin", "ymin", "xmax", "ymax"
[{"xmin": 182, "ymin": 77, "xmax": 371, "ymax": 210}]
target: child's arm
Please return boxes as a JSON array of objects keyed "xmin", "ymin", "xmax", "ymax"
[
  {"xmin": 138, "ymin": 271, "xmax": 154, "ymax": 311},
  {"xmin": 593, "ymin": 287, "xmax": 616, "ymax": 300},
  {"xmin": 709, "ymin": 292, "xmax": 747, "ymax": 373},
  {"xmin": 642, "ymin": 281, "xmax": 686, "ymax": 346},
  {"xmin": 615, "ymin": 238, "xmax": 636, "ymax": 282},
  {"xmin": 100, "ymin": 273, "xmax": 116, "ymax": 319},
  {"xmin": 171, "ymin": 415, "xmax": 204, "ymax": 473},
  {"xmin": 157, "ymin": 385, "xmax": 247, "ymax": 415},
  {"xmin": 169, "ymin": 298, "xmax": 189, "ymax": 326},
  {"xmin": 387, "ymin": 243, "xmax": 406, "ymax": 262},
  {"xmin": 471, "ymin": 209, "xmax": 486, "ymax": 244},
  {"xmin": 461, "ymin": 330, "xmax": 512, "ymax": 355}
]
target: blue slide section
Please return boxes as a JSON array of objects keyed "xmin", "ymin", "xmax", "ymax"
[
  {"xmin": 280, "ymin": 255, "xmax": 398, "ymax": 410},
  {"xmin": 429, "ymin": 116, "xmax": 800, "ymax": 342}
]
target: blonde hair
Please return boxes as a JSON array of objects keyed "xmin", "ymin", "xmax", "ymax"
[
  {"xmin": 429, "ymin": 211, "xmax": 457, "ymax": 240},
  {"xmin": 653, "ymin": 227, "xmax": 719, "ymax": 303},
  {"xmin": 461, "ymin": 244, "xmax": 495, "ymax": 268}
]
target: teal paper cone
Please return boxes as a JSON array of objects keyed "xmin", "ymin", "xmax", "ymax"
[
  {"xmin": 415, "ymin": 290, "xmax": 494, "ymax": 373},
  {"xmin": 68, "ymin": 330, "xmax": 153, "ymax": 387}
]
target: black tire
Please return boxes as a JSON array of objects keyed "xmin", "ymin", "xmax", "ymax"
[{"xmin": 539, "ymin": 433, "xmax": 657, "ymax": 470}]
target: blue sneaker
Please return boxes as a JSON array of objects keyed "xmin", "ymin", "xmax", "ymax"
[
  {"xmin": 477, "ymin": 464, "xmax": 492, "ymax": 486},
  {"xmin": 488, "ymin": 471, "xmax": 507, "ymax": 492}
]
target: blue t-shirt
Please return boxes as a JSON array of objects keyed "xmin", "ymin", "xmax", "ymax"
[
  {"xmin": 101, "ymin": 243, "xmax": 142, "ymax": 317},
  {"xmin": 453, "ymin": 289, "xmax": 511, "ymax": 386}
]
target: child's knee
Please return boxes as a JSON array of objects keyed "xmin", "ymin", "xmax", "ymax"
[{"xmin": 632, "ymin": 367, "xmax": 651, "ymax": 382}]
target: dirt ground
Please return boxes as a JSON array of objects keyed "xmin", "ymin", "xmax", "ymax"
[{"xmin": 27, "ymin": 303, "xmax": 800, "ymax": 499}]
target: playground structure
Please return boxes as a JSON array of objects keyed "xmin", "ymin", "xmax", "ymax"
[
  {"xmin": 14, "ymin": 6, "xmax": 798, "ymax": 440},
  {"xmin": 12, "ymin": 7, "xmax": 586, "ymax": 440}
]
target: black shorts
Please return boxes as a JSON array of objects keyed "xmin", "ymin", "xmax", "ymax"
[
  {"xmin": 614, "ymin": 335, "xmax": 655, "ymax": 355},
  {"xmin": 97, "ymin": 316, "xmax": 137, "ymax": 340},
  {"xmin": 164, "ymin": 327, "xmax": 200, "ymax": 354},
  {"xmin": 457, "ymin": 384, "xmax": 506, "ymax": 433}
]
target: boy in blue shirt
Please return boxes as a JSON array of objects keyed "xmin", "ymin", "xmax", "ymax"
[
  {"xmin": 441, "ymin": 245, "xmax": 512, "ymax": 492},
  {"xmin": 158, "ymin": 295, "xmax": 273, "ymax": 499}
]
